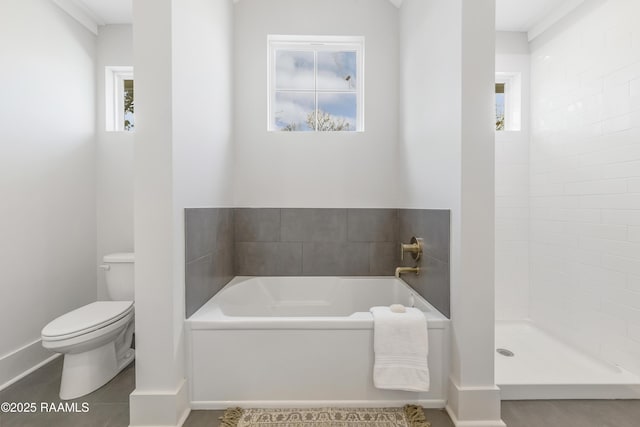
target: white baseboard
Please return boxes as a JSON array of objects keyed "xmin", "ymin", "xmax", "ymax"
[
  {"xmin": 446, "ymin": 378, "xmax": 505, "ymax": 427},
  {"xmin": 0, "ymin": 338, "xmax": 58, "ymax": 391},
  {"xmin": 129, "ymin": 378, "xmax": 190, "ymax": 427},
  {"xmin": 190, "ymin": 399, "xmax": 447, "ymax": 410},
  {"xmin": 445, "ymin": 406, "xmax": 507, "ymax": 427},
  {"xmin": 499, "ymin": 383, "xmax": 640, "ymax": 400}
]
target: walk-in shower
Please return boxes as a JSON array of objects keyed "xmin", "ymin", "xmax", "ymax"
[{"xmin": 494, "ymin": 0, "xmax": 640, "ymax": 400}]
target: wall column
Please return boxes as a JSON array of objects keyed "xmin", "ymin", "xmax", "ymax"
[
  {"xmin": 130, "ymin": 0, "xmax": 190, "ymax": 425},
  {"xmin": 447, "ymin": 1, "xmax": 503, "ymax": 426}
]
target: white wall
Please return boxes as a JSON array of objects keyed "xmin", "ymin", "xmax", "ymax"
[
  {"xmin": 495, "ymin": 31, "xmax": 530, "ymax": 321},
  {"xmin": 233, "ymin": 0, "xmax": 399, "ymax": 208},
  {"xmin": 399, "ymin": 1, "xmax": 502, "ymax": 425},
  {"xmin": 131, "ymin": 0, "xmax": 182, "ymax": 422},
  {"xmin": 96, "ymin": 25, "xmax": 134, "ymax": 300},
  {"xmin": 0, "ymin": 0, "xmax": 97, "ymax": 388},
  {"xmin": 130, "ymin": 0, "xmax": 234, "ymax": 424},
  {"xmin": 398, "ymin": 0, "xmax": 461, "ymax": 211},
  {"xmin": 173, "ymin": 0, "xmax": 235, "ymax": 210},
  {"xmin": 529, "ymin": 0, "xmax": 640, "ymax": 375}
]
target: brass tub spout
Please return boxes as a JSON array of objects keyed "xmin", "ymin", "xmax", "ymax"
[{"xmin": 395, "ymin": 266, "xmax": 420, "ymax": 278}]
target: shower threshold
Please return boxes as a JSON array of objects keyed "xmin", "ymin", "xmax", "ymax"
[{"xmin": 495, "ymin": 320, "xmax": 640, "ymax": 400}]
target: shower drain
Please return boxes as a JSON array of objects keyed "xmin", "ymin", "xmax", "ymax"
[{"xmin": 496, "ymin": 348, "xmax": 515, "ymax": 357}]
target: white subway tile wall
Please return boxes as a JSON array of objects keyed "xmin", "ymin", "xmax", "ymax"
[
  {"xmin": 495, "ymin": 134, "xmax": 530, "ymax": 320},
  {"xmin": 495, "ymin": 49, "xmax": 530, "ymax": 321},
  {"xmin": 529, "ymin": 0, "xmax": 640, "ymax": 375}
]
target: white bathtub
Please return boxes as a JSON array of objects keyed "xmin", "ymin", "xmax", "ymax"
[{"xmin": 186, "ymin": 276, "xmax": 450, "ymax": 409}]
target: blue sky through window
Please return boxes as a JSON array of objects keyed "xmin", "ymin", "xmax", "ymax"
[
  {"xmin": 273, "ymin": 49, "xmax": 357, "ymax": 131},
  {"xmin": 318, "ymin": 93, "xmax": 356, "ymax": 129},
  {"xmin": 274, "ymin": 91, "xmax": 314, "ymax": 131},
  {"xmin": 276, "ymin": 51, "xmax": 314, "ymax": 90},
  {"xmin": 496, "ymin": 94, "xmax": 505, "ymax": 116},
  {"xmin": 317, "ymin": 51, "xmax": 357, "ymax": 90}
]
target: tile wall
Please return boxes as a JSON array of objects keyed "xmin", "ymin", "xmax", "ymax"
[
  {"xmin": 235, "ymin": 208, "xmax": 397, "ymax": 276},
  {"xmin": 495, "ymin": 45, "xmax": 531, "ymax": 321},
  {"xmin": 397, "ymin": 210, "xmax": 451, "ymax": 318},
  {"xmin": 529, "ymin": 0, "xmax": 640, "ymax": 374},
  {"xmin": 184, "ymin": 209, "xmax": 234, "ymax": 317},
  {"xmin": 185, "ymin": 208, "xmax": 450, "ymax": 318}
]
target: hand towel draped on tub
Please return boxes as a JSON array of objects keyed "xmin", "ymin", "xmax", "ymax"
[{"xmin": 370, "ymin": 306, "xmax": 429, "ymax": 392}]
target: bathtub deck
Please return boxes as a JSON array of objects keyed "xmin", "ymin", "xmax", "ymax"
[{"xmin": 496, "ymin": 321, "xmax": 640, "ymax": 400}]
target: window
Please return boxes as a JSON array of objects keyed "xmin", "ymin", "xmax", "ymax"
[
  {"xmin": 268, "ymin": 35, "xmax": 364, "ymax": 132},
  {"xmin": 106, "ymin": 66, "xmax": 134, "ymax": 132},
  {"xmin": 123, "ymin": 79, "xmax": 134, "ymax": 131},
  {"xmin": 495, "ymin": 72, "xmax": 521, "ymax": 132},
  {"xmin": 495, "ymin": 83, "xmax": 505, "ymax": 130}
]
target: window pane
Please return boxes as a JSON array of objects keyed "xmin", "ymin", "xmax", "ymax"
[
  {"xmin": 317, "ymin": 51, "xmax": 356, "ymax": 91},
  {"xmin": 495, "ymin": 83, "xmax": 505, "ymax": 131},
  {"xmin": 124, "ymin": 79, "xmax": 134, "ymax": 131},
  {"xmin": 274, "ymin": 92, "xmax": 315, "ymax": 131},
  {"xmin": 275, "ymin": 50, "xmax": 315, "ymax": 90},
  {"xmin": 317, "ymin": 93, "xmax": 356, "ymax": 132}
]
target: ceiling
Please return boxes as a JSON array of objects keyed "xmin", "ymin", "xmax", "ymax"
[
  {"xmin": 496, "ymin": 0, "xmax": 584, "ymax": 32},
  {"xmin": 77, "ymin": 0, "xmax": 132, "ymax": 25},
  {"xmin": 64, "ymin": 0, "xmax": 584, "ymax": 39}
]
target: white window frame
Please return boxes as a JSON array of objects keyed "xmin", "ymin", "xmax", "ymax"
[
  {"xmin": 495, "ymin": 72, "xmax": 522, "ymax": 132},
  {"xmin": 105, "ymin": 66, "xmax": 134, "ymax": 132},
  {"xmin": 267, "ymin": 35, "xmax": 365, "ymax": 132}
]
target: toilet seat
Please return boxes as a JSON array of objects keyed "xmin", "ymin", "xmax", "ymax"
[{"xmin": 42, "ymin": 301, "xmax": 133, "ymax": 341}]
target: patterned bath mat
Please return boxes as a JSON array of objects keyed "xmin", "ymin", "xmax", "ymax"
[{"xmin": 219, "ymin": 405, "xmax": 430, "ymax": 427}]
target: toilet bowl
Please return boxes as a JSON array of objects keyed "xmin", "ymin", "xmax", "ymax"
[{"xmin": 41, "ymin": 252, "xmax": 135, "ymax": 400}]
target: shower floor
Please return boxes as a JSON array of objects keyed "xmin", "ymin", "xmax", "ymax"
[{"xmin": 495, "ymin": 320, "xmax": 640, "ymax": 400}]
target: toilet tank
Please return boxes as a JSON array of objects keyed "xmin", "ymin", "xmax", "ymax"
[{"xmin": 102, "ymin": 252, "xmax": 135, "ymax": 301}]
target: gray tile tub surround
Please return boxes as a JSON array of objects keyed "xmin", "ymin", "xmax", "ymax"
[
  {"xmin": 185, "ymin": 208, "xmax": 235, "ymax": 318},
  {"xmin": 184, "ymin": 207, "xmax": 451, "ymax": 318},
  {"xmin": 234, "ymin": 208, "xmax": 399, "ymax": 276},
  {"xmin": 398, "ymin": 209, "xmax": 451, "ymax": 318},
  {"xmin": 235, "ymin": 208, "xmax": 280, "ymax": 242}
]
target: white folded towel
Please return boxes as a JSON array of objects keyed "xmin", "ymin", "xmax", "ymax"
[{"xmin": 370, "ymin": 306, "xmax": 429, "ymax": 392}]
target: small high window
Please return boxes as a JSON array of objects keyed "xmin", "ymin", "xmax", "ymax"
[
  {"xmin": 268, "ymin": 35, "xmax": 364, "ymax": 132},
  {"xmin": 106, "ymin": 66, "xmax": 134, "ymax": 132},
  {"xmin": 495, "ymin": 83, "xmax": 505, "ymax": 131},
  {"xmin": 495, "ymin": 72, "xmax": 521, "ymax": 132}
]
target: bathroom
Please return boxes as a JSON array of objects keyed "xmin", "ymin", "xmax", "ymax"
[{"xmin": 0, "ymin": 0, "xmax": 638, "ymax": 427}]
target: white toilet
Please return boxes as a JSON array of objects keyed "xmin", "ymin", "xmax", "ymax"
[{"xmin": 41, "ymin": 252, "xmax": 135, "ymax": 400}]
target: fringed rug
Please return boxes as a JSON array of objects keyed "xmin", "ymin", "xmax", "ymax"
[{"xmin": 219, "ymin": 405, "xmax": 430, "ymax": 427}]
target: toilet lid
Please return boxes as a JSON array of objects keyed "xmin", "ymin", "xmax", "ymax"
[{"xmin": 42, "ymin": 301, "xmax": 133, "ymax": 339}]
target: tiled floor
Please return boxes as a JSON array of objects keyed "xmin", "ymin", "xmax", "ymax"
[
  {"xmin": 0, "ymin": 356, "xmax": 133, "ymax": 427},
  {"xmin": 2, "ymin": 359, "xmax": 640, "ymax": 427},
  {"xmin": 501, "ymin": 400, "xmax": 640, "ymax": 427}
]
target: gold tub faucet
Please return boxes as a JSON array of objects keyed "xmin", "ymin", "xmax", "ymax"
[{"xmin": 395, "ymin": 266, "xmax": 420, "ymax": 278}]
